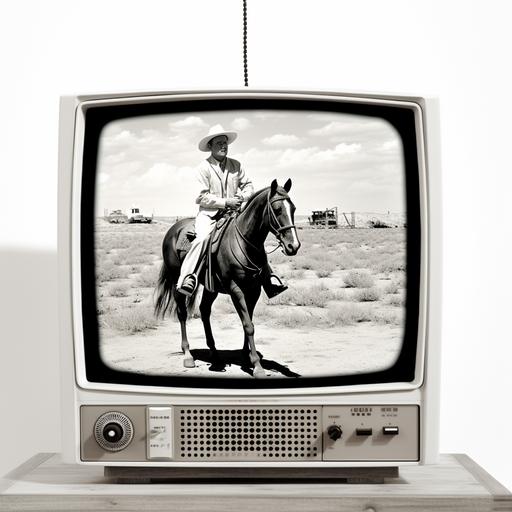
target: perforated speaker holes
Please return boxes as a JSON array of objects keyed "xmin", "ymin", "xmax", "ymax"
[{"xmin": 178, "ymin": 407, "xmax": 321, "ymax": 460}]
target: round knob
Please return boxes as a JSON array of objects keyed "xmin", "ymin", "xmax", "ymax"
[
  {"xmin": 327, "ymin": 424, "xmax": 343, "ymax": 441},
  {"xmin": 94, "ymin": 412, "xmax": 134, "ymax": 452},
  {"xmin": 102, "ymin": 422, "xmax": 124, "ymax": 443}
]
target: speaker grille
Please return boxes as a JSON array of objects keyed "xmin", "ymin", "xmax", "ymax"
[{"xmin": 176, "ymin": 407, "xmax": 322, "ymax": 461}]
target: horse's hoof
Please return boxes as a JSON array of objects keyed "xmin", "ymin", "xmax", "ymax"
[
  {"xmin": 183, "ymin": 357, "xmax": 195, "ymax": 368},
  {"xmin": 253, "ymin": 367, "xmax": 266, "ymax": 379}
]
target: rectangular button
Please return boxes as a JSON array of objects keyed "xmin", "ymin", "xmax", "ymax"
[
  {"xmin": 147, "ymin": 407, "xmax": 173, "ymax": 459},
  {"xmin": 356, "ymin": 428, "xmax": 373, "ymax": 436},
  {"xmin": 383, "ymin": 426, "xmax": 399, "ymax": 436}
]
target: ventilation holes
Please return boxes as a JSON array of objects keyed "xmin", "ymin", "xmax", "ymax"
[{"xmin": 177, "ymin": 407, "xmax": 321, "ymax": 461}]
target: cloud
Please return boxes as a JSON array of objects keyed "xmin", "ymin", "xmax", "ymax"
[
  {"xmin": 102, "ymin": 129, "xmax": 137, "ymax": 147},
  {"xmin": 103, "ymin": 152, "xmax": 127, "ymax": 165},
  {"xmin": 316, "ymin": 142, "xmax": 361, "ymax": 159},
  {"xmin": 380, "ymin": 139, "xmax": 400, "ymax": 152},
  {"xmin": 231, "ymin": 117, "xmax": 252, "ymax": 131},
  {"xmin": 309, "ymin": 121, "xmax": 352, "ymax": 137},
  {"xmin": 262, "ymin": 134, "xmax": 302, "ymax": 147},
  {"xmin": 135, "ymin": 162, "xmax": 195, "ymax": 189},
  {"xmin": 169, "ymin": 116, "xmax": 207, "ymax": 129}
]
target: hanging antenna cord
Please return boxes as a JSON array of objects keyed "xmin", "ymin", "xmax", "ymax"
[{"xmin": 243, "ymin": 0, "xmax": 248, "ymax": 86}]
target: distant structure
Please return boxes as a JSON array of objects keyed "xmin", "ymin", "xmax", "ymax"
[
  {"xmin": 128, "ymin": 207, "xmax": 153, "ymax": 224},
  {"xmin": 107, "ymin": 209, "xmax": 128, "ymax": 224},
  {"xmin": 309, "ymin": 207, "xmax": 338, "ymax": 228}
]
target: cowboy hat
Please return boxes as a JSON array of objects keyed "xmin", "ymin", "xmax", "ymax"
[{"xmin": 198, "ymin": 124, "xmax": 237, "ymax": 152}]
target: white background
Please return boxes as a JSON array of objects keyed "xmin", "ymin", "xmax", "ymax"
[{"xmin": 1, "ymin": 0, "xmax": 511, "ymax": 489}]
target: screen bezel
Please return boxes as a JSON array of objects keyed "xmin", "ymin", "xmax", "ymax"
[{"xmin": 71, "ymin": 90, "xmax": 428, "ymax": 394}]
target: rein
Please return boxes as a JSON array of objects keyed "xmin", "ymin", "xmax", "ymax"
[{"xmin": 232, "ymin": 190, "xmax": 297, "ymax": 271}]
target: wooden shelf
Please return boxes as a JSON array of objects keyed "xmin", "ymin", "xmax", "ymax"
[{"xmin": 1, "ymin": 453, "xmax": 510, "ymax": 511}]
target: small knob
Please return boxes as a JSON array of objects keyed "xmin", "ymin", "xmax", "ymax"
[
  {"xmin": 102, "ymin": 422, "xmax": 124, "ymax": 443},
  {"xmin": 327, "ymin": 424, "xmax": 343, "ymax": 441}
]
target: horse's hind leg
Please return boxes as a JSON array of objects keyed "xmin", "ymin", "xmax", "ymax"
[
  {"xmin": 176, "ymin": 292, "xmax": 195, "ymax": 368},
  {"xmin": 199, "ymin": 290, "xmax": 220, "ymax": 362}
]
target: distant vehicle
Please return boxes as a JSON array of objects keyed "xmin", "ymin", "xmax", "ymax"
[
  {"xmin": 308, "ymin": 207, "xmax": 338, "ymax": 227},
  {"xmin": 128, "ymin": 207, "xmax": 153, "ymax": 224},
  {"xmin": 107, "ymin": 210, "xmax": 128, "ymax": 224}
]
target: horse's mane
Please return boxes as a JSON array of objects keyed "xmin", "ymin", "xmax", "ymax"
[
  {"xmin": 241, "ymin": 185, "xmax": 290, "ymax": 213},
  {"xmin": 241, "ymin": 187, "xmax": 270, "ymax": 211}
]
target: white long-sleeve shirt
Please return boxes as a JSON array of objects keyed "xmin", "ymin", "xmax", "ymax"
[{"xmin": 195, "ymin": 155, "xmax": 254, "ymax": 216}]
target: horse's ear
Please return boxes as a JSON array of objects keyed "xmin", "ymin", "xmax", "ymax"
[
  {"xmin": 270, "ymin": 179, "xmax": 278, "ymax": 196},
  {"xmin": 284, "ymin": 178, "xmax": 292, "ymax": 192}
]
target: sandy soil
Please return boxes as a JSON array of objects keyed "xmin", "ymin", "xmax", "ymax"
[{"xmin": 101, "ymin": 310, "xmax": 402, "ymax": 379}]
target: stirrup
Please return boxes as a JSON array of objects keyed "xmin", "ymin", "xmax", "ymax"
[
  {"xmin": 177, "ymin": 274, "xmax": 197, "ymax": 296},
  {"xmin": 269, "ymin": 274, "xmax": 286, "ymax": 287},
  {"xmin": 265, "ymin": 274, "xmax": 288, "ymax": 299}
]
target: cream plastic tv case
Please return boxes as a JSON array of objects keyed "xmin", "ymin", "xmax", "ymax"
[{"xmin": 58, "ymin": 90, "xmax": 441, "ymax": 467}]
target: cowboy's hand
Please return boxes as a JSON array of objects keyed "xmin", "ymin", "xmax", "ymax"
[{"xmin": 226, "ymin": 197, "xmax": 243, "ymax": 209}]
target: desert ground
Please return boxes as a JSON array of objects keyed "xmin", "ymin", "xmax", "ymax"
[{"xmin": 95, "ymin": 217, "xmax": 406, "ymax": 379}]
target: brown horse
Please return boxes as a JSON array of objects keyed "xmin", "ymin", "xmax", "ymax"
[{"xmin": 154, "ymin": 179, "xmax": 300, "ymax": 378}]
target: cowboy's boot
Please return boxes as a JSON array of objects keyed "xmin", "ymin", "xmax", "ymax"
[{"xmin": 177, "ymin": 274, "xmax": 197, "ymax": 296}]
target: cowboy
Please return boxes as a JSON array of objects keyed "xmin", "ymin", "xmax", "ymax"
[{"xmin": 176, "ymin": 125, "xmax": 287, "ymax": 298}]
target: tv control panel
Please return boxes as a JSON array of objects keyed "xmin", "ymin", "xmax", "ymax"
[
  {"xmin": 322, "ymin": 405, "xmax": 419, "ymax": 461},
  {"xmin": 80, "ymin": 404, "xmax": 419, "ymax": 463}
]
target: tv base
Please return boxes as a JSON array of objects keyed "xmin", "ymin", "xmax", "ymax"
[{"xmin": 103, "ymin": 465, "xmax": 399, "ymax": 484}]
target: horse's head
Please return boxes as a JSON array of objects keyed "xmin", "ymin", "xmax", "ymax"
[{"xmin": 267, "ymin": 178, "xmax": 301, "ymax": 256}]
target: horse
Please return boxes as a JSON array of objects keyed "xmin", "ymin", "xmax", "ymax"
[{"xmin": 154, "ymin": 178, "xmax": 301, "ymax": 378}]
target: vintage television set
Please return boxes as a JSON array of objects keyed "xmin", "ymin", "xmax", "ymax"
[{"xmin": 58, "ymin": 90, "xmax": 441, "ymax": 469}]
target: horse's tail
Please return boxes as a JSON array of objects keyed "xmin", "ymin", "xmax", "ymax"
[
  {"xmin": 154, "ymin": 261, "xmax": 204, "ymax": 320},
  {"xmin": 154, "ymin": 263, "xmax": 177, "ymax": 319}
]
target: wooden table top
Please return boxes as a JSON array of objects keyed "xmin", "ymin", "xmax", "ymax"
[{"xmin": 0, "ymin": 453, "xmax": 510, "ymax": 512}]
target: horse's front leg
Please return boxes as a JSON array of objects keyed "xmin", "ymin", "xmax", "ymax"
[
  {"xmin": 243, "ymin": 286, "xmax": 261, "ymax": 355},
  {"xmin": 199, "ymin": 290, "xmax": 220, "ymax": 362},
  {"xmin": 176, "ymin": 292, "xmax": 194, "ymax": 368},
  {"xmin": 229, "ymin": 282, "xmax": 265, "ymax": 379}
]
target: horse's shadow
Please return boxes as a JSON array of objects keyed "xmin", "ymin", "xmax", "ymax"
[{"xmin": 190, "ymin": 349, "xmax": 301, "ymax": 378}]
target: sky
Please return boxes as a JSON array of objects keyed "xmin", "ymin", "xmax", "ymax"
[{"xmin": 96, "ymin": 110, "xmax": 405, "ymax": 218}]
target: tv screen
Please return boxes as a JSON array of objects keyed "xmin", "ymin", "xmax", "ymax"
[{"xmin": 80, "ymin": 96, "xmax": 422, "ymax": 389}]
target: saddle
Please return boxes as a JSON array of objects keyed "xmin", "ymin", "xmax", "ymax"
[
  {"xmin": 204, "ymin": 213, "xmax": 235, "ymax": 292},
  {"xmin": 176, "ymin": 213, "xmax": 235, "ymax": 292},
  {"xmin": 177, "ymin": 226, "xmax": 197, "ymax": 258}
]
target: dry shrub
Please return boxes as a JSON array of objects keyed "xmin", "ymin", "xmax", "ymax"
[
  {"xmin": 255, "ymin": 304, "xmax": 323, "ymax": 328},
  {"xmin": 343, "ymin": 270, "xmax": 374, "ymax": 288},
  {"xmin": 108, "ymin": 283, "xmax": 129, "ymax": 297},
  {"xmin": 266, "ymin": 284, "xmax": 334, "ymax": 308},
  {"xmin": 373, "ymin": 254, "xmax": 406, "ymax": 273},
  {"xmin": 386, "ymin": 294, "xmax": 405, "ymax": 307},
  {"xmin": 372, "ymin": 310, "xmax": 403, "ymax": 325},
  {"xmin": 101, "ymin": 303, "xmax": 160, "ymax": 334},
  {"xmin": 97, "ymin": 261, "xmax": 130, "ymax": 282},
  {"xmin": 315, "ymin": 260, "xmax": 333, "ymax": 278},
  {"xmin": 384, "ymin": 280, "xmax": 402, "ymax": 294},
  {"xmin": 353, "ymin": 287, "xmax": 382, "ymax": 302},
  {"xmin": 337, "ymin": 252, "xmax": 357, "ymax": 270},
  {"xmin": 135, "ymin": 265, "xmax": 160, "ymax": 287},
  {"xmin": 291, "ymin": 255, "xmax": 316, "ymax": 270},
  {"xmin": 327, "ymin": 304, "xmax": 373, "ymax": 326}
]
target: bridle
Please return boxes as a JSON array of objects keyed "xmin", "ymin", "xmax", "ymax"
[
  {"xmin": 232, "ymin": 190, "xmax": 298, "ymax": 269},
  {"xmin": 266, "ymin": 191, "xmax": 297, "ymax": 245}
]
